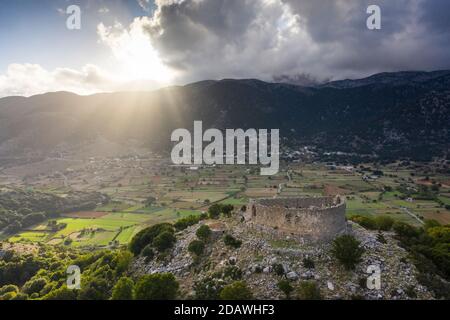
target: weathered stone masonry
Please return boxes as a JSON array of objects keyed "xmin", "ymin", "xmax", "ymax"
[{"xmin": 244, "ymin": 196, "xmax": 347, "ymax": 242}]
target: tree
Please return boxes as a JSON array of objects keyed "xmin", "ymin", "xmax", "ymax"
[
  {"xmin": 194, "ymin": 277, "xmax": 224, "ymax": 300},
  {"xmin": 0, "ymin": 285, "xmax": 19, "ymax": 296},
  {"xmin": 141, "ymin": 245, "xmax": 154, "ymax": 261},
  {"xmin": 375, "ymin": 216, "xmax": 394, "ymax": 231},
  {"xmin": 424, "ymin": 219, "xmax": 441, "ymax": 230},
  {"xmin": 331, "ymin": 235, "xmax": 365, "ymax": 270},
  {"xmin": 350, "ymin": 215, "xmax": 377, "ymax": 230},
  {"xmin": 21, "ymin": 212, "xmax": 46, "ymax": 228},
  {"xmin": 219, "ymin": 281, "xmax": 253, "ymax": 300},
  {"xmin": 174, "ymin": 215, "xmax": 202, "ymax": 231},
  {"xmin": 208, "ymin": 204, "xmax": 221, "ymax": 219},
  {"xmin": 152, "ymin": 231, "xmax": 176, "ymax": 252},
  {"xmin": 42, "ymin": 285, "xmax": 77, "ymax": 300},
  {"xmin": 272, "ymin": 263, "xmax": 285, "ymax": 276},
  {"xmin": 277, "ymin": 280, "xmax": 294, "ymax": 299},
  {"xmin": 393, "ymin": 221, "xmax": 419, "ymax": 238},
  {"xmin": 22, "ymin": 277, "xmax": 48, "ymax": 295},
  {"xmin": 114, "ymin": 250, "xmax": 133, "ymax": 274},
  {"xmin": 78, "ymin": 277, "xmax": 110, "ymax": 300},
  {"xmin": 297, "ymin": 281, "xmax": 322, "ymax": 300},
  {"xmin": 302, "ymin": 257, "xmax": 315, "ymax": 269},
  {"xmin": 129, "ymin": 223, "xmax": 174, "ymax": 255},
  {"xmin": 222, "ymin": 204, "xmax": 234, "ymax": 217},
  {"xmin": 196, "ymin": 225, "xmax": 212, "ymax": 241},
  {"xmin": 134, "ymin": 273, "xmax": 179, "ymax": 300},
  {"xmin": 111, "ymin": 277, "xmax": 134, "ymax": 300},
  {"xmin": 188, "ymin": 240, "xmax": 205, "ymax": 256},
  {"xmin": 223, "ymin": 234, "xmax": 242, "ymax": 249}
]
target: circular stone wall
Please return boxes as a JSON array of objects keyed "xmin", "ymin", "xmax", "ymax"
[{"xmin": 244, "ymin": 196, "xmax": 347, "ymax": 242}]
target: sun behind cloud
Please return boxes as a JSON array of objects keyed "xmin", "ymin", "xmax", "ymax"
[{"xmin": 97, "ymin": 17, "xmax": 174, "ymax": 85}]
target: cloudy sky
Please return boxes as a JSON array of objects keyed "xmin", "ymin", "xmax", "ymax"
[{"xmin": 0, "ymin": 0, "xmax": 449, "ymax": 97}]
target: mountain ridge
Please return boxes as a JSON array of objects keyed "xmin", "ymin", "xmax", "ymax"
[{"xmin": 0, "ymin": 70, "xmax": 449, "ymax": 161}]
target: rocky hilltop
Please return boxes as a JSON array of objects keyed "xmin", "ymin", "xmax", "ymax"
[{"xmin": 131, "ymin": 217, "xmax": 434, "ymax": 300}]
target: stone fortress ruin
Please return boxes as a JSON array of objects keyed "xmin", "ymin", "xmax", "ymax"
[{"xmin": 244, "ymin": 196, "xmax": 347, "ymax": 243}]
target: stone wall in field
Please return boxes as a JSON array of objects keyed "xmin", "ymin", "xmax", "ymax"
[{"xmin": 244, "ymin": 196, "xmax": 347, "ymax": 242}]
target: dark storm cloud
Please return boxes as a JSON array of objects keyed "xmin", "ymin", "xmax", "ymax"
[{"xmin": 142, "ymin": 0, "xmax": 450, "ymax": 82}]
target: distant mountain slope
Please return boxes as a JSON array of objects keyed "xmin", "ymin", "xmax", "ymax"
[
  {"xmin": 0, "ymin": 71, "xmax": 449, "ymax": 161},
  {"xmin": 321, "ymin": 70, "xmax": 450, "ymax": 89}
]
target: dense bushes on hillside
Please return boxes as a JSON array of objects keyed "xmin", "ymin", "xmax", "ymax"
[
  {"xmin": 0, "ymin": 245, "xmax": 133, "ymax": 300},
  {"xmin": 350, "ymin": 215, "xmax": 394, "ymax": 231},
  {"xmin": 208, "ymin": 204, "xmax": 234, "ymax": 219},
  {"xmin": 0, "ymin": 244, "xmax": 183, "ymax": 300},
  {"xmin": 173, "ymin": 214, "xmax": 207, "ymax": 231},
  {"xmin": 392, "ymin": 220, "xmax": 450, "ymax": 298},
  {"xmin": 128, "ymin": 223, "xmax": 175, "ymax": 256},
  {"xmin": 352, "ymin": 214, "xmax": 450, "ymax": 298},
  {"xmin": 134, "ymin": 273, "xmax": 179, "ymax": 300}
]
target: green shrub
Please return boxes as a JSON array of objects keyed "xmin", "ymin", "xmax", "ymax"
[
  {"xmin": 223, "ymin": 234, "xmax": 242, "ymax": 248},
  {"xmin": 208, "ymin": 204, "xmax": 222, "ymax": 219},
  {"xmin": 22, "ymin": 277, "xmax": 48, "ymax": 295},
  {"xmin": 129, "ymin": 223, "xmax": 174, "ymax": 255},
  {"xmin": 222, "ymin": 266, "xmax": 242, "ymax": 281},
  {"xmin": 134, "ymin": 273, "xmax": 179, "ymax": 300},
  {"xmin": 0, "ymin": 291, "xmax": 17, "ymax": 300},
  {"xmin": 141, "ymin": 244, "xmax": 155, "ymax": 261},
  {"xmin": 188, "ymin": 240, "xmax": 205, "ymax": 256},
  {"xmin": 0, "ymin": 285, "xmax": 19, "ymax": 295},
  {"xmin": 111, "ymin": 277, "xmax": 134, "ymax": 300},
  {"xmin": 196, "ymin": 225, "xmax": 212, "ymax": 241},
  {"xmin": 424, "ymin": 219, "xmax": 441, "ymax": 230},
  {"xmin": 331, "ymin": 235, "xmax": 365, "ymax": 270},
  {"xmin": 350, "ymin": 215, "xmax": 377, "ymax": 230},
  {"xmin": 302, "ymin": 257, "xmax": 315, "ymax": 269},
  {"xmin": 10, "ymin": 292, "xmax": 28, "ymax": 300},
  {"xmin": 194, "ymin": 277, "xmax": 224, "ymax": 300},
  {"xmin": 393, "ymin": 221, "xmax": 419, "ymax": 238},
  {"xmin": 219, "ymin": 281, "xmax": 253, "ymax": 300},
  {"xmin": 42, "ymin": 285, "xmax": 78, "ymax": 300},
  {"xmin": 297, "ymin": 281, "xmax": 322, "ymax": 300},
  {"xmin": 152, "ymin": 231, "xmax": 176, "ymax": 252},
  {"xmin": 174, "ymin": 215, "xmax": 202, "ymax": 231},
  {"xmin": 427, "ymin": 226, "xmax": 450, "ymax": 243},
  {"xmin": 375, "ymin": 216, "xmax": 394, "ymax": 231},
  {"xmin": 277, "ymin": 280, "xmax": 294, "ymax": 299},
  {"xmin": 208, "ymin": 204, "xmax": 234, "ymax": 219},
  {"xmin": 272, "ymin": 263, "xmax": 285, "ymax": 276}
]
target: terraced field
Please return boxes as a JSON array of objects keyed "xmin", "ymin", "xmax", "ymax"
[{"xmin": 5, "ymin": 161, "xmax": 450, "ymax": 248}]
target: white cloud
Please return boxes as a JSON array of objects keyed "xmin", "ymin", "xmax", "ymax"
[
  {"xmin": 2, "ymin": 0, "xmax": 450, "ymax": 98},
  {"xmin": 135, "ymin": 0, "xmax": 450, "ymax": 82},
  {"xmin": 0, "ymin": 63, "xmax": 133, "ymax": 98},
  {"xmin": 98, "ymin": 7, "xmax": 110, "ymax": 14}
]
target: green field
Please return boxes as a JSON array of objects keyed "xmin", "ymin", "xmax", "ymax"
[
  {"xmin": 9, "ymin": 208, "xmax": 203, "ymax": 248},
  {"xmin": 6, "ymin": 161, "xmax": 450, "ymax": 248}
]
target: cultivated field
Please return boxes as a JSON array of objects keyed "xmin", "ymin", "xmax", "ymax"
[{"xmin": 2, "ymin": 157, "xmax": 450, "ymax": 248}]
